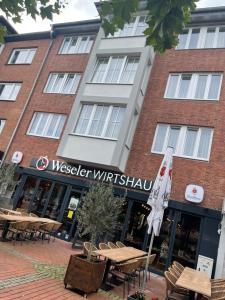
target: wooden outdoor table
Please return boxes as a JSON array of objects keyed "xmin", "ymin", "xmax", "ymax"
[
  {"xmin": 0, "ymin": 208, "xmax": 21, "ymax": 215},
  {"xmin": 0, "ymin": 214, "xmax": 61, "ymax": 241},
  {"xmin": 94, "ymin": 247, "xmax": 147, "ymax": 263},
  {"xmin": 94, "ymin": 247, "xmax": 147, "ymax": 291},
  {"xmin": 176, "ymin": 267, "xmax": 211, "ymax": 299},
  {"xmin": 0, "ymin": 214, "xmax": 61, "ymax": 224}
]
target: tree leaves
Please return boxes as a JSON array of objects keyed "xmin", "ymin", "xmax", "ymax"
[
  {"xmin": 100, "ymin": 0, "xmax": 198, "ymax": 53},
  {"xmin": 77, "ymin": 182, "xmax": 126, "ymax": 245},
  {"xmin": 0, "ymin": 0, "xmax": 67, "ymax": 40}
]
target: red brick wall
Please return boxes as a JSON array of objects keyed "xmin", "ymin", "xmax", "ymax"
[
  {"xmin": 126, "ymin": 49, "xmax": 225, "ymax": 210},
  {"xmin": 5, "ymin": 34, "xmax": 90, "ymax": 166},
  {"xmin": 0, "ymin": 39, "xmax": 50, "ymax": 153}
]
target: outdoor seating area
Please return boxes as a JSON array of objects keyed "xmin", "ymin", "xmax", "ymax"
[
  {"xmin": 165, "ymin": 261, "xmax": 225, "ymax": 300},
  {"xmin": 0, "ymin": 207, "xmax": 62, "ymax": 244},
  {"xmin": 66, "ymin": 241, "xmax": 157, "ymax": 299},
  {"xmin": 0, "ymin": 236, "xmax": 166, "ymax": 300}
]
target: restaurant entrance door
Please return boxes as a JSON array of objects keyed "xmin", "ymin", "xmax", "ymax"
[
  {"xmin": 57, "ymin": 189, "xmax": 84, "ymax": 241},
  {"xmin": 149, "ymin": 209, "xmax": 202, "ymax": 273}
]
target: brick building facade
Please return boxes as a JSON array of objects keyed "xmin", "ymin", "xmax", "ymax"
[{"xmin": 1, "ymin": 6, "xmax": 225, "ymax": 277}]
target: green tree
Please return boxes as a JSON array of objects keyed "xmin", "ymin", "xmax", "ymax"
[
  {"xmin": 77, "ymin": 182, "xmax": 125, "ymax": 247},
  {"xmin": 100, "ymin": 0, "xmax": 198, "ymax": 53},
  {"xmin": 0, "ymin": 0, "xmax": 67, "ymax": 42},
  {"xmin": 0, "ymin": 162, "xmax": 17, "ymax": 193}
]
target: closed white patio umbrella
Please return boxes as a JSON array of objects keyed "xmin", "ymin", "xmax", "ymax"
[{"xmin": 142, "ymin": 146, "xmax": 173, "ymax": 290}]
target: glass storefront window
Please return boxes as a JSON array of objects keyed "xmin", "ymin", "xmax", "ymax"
[
  {"xmin": 124, "ymin": 201, "xmax": 150, "ymax": 249},
  {"xmin": 17, "ymin": 176, "xmax": 37, "ymax": 211},
  {"xmin": 151, "ymin": 209, "xmax": 175, "ymax": 272},
  {"xmin": 30, "ymin": 180, "xmax": 52, "ymax": 215},
  {"xmin": 44, "ymin": 184, "xmax": 67, "ymax": 219},
  {"xmin": 171, "ymin": 213, "xmax": 201, "ymax": 268}
]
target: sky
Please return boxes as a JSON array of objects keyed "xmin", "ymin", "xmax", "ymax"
[{"xmin": 6, "ymin": 0, "xmax": 225, "ymax": 34}]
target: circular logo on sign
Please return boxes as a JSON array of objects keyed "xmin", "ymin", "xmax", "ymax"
[
  {"xmin": 36, "ymin": 156, "xmax": 49, "ymax": 171},
  {"xmin": 192, "ymin": 187, "xmax": 197, "ymax": 194}
]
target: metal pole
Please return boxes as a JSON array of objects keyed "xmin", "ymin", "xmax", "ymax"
[{"xmin": 142, "ymin": 228, "xmax": 155, "ymax": 291}]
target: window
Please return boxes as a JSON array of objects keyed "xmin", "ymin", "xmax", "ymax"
[
  {"xmin": 111, "ymin": 15, "xmax": 148, "ymax": 37},
  {"xmin": 0, "ymin": 120, "xmax": 6, "ymax": 134},
  {"xmin": 165, "ymin": 73, "xmax": 222, "ymax": 100},
  {"xmin": 91, "ymin": 56, "xmax": 139, "ymax": 84},
  {"xmin": 60, "ymin": 36, "xmax": 94, "ymax": 54},
  {"xmin": 74, "ymin": 104, "xmax": 126, "ymax": 140},
  {"xmin": 152, "ymin": 124, "xmax": 213, "ymax": 160},
  {"xmin": 177, "ymin": 26, "xmax": 225, "ymax": 49},
  {"xmin": 44, "ymin": 73, "xmax": 81, "ymax": 94},
  {"xmin": 0, "ymin": 83, "xmax": 21, "ymax": 101},
  {"xmin": 8, "ymin": 48, "xmax": 36, "ymax": 64},
  {"xmin": 27, "ymin": 112, "xmax": 66, "ymax": 139}
]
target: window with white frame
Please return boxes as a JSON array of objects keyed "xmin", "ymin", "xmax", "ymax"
[
  {"xmin": 27, "ymin": 112, "xmax": 66, "ymax": 139},
  {"xmin": 0, "ymin": 119, "xmax": 6, "ymax": 134},
  {"xmin": 44, "ymin": 73, "xmax": 81, "ymax": 94},
  {"xmin": 111, "ymin": 15, "xmax": 148, "ymax": 37},
  {"xmin": 165, "ymin": 73, "xmax": 222, "ymax": 100},
  {"xmin": 74, "ymin": 104, "xmax": 126, "ymax": 139},
  {"xmin": 0, "ymin": 83, "xmax": 21, "ymax": 101},
  {"xmin": 59, "ymin": 36, "xmax": 94, "ymax": 54},
  {"xmin": 152, "ymin": 124, "xmax": 213, "ymax": 160},
  {"xmin": 177, "ymin": 26, "xmax": 225, "ymax": 49},
  {"xmin": 8, "ymin": 48, "xmax": 36, "ymax": 64},
  {"xmin": 91, "ymin": 56, "xmax": 139, "ymax": 84}
]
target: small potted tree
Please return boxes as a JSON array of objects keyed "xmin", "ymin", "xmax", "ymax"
[
  {"xmin": 64, "ymin": 182, "xmax": 125, "ymax": 296},
  {"xmin": 0, "ymin": 162, "xmax": 17, "ymax": 208}
]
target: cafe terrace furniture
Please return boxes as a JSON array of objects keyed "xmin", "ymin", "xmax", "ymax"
[
  {"xmin": 108, "ymin": 242, "xmax": 118, "ymax": 249},
  {"xmin": 165, "ymin": 270, "xmax": 189, "ymax": 300},
  {"xmin": 173, "ymin": 261, "xmax": 185, "ymax": 273},
  {"xmin": 0, "ymin": 208, "xmax": 21, "ymax": 215},
  {"xmin": 99, "ymin": 242, "xmax": 110, "ymax": 250},
  {"xmin": 8, "ymin": 221, "xmax": 30, "ymax": 245},
  {"xmin": 116, "ymin": 241, "xmax": 126, "ymax": 248},
  {"xmin": 64, "ymin": 254, "xmax": 106, "ymax": 297},
  {"xmin": 175, "ymin": 267, "xmax": 211, "ymax": 300},
  {"xmin": 94, "ymin": 247, "xmax": 147, "ymax": 291},
  {"xmin": 0, "ymin": 213, "xmax": 61, "ymax": 241},
  {"xmin": 110, "ymin": 259, "xmax": 140, "ymax": 299}
]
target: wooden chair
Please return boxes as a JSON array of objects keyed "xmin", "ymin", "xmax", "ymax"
[
  {"xmin": 116, "ymin": 241, "xmax": 126, "ymax": 248},
  {"xmin": 99, "ymin": 242, "xmax": 110, "ymax": 250},
  {"xmin": 38, "ymin": 222, "xmax": 55, "ymax": 243},
  {"xmin": 169, "ymin": 266, "xmax": 180, "ymax": 279},
  {"xmin": 83, "ymin": 242, "xmax": 99, "ymax": 259},
  {"xmin": 134, "ymin": 256, "xmax": 148, "ymax": 287},
  {"xmin": 172, "ymin": 264, "xmax": 182, "ymax": 276},
  {"xmin": 108, "ymin": 242, "xmax": 118, "ymax": 249},
  {"xmin": 25, "ymin": 221, "xmax": 43, "ymax": 242},
  {"xmin": 173, "ymin": 261, "xmax": 184, "ymax": 273},
  {"xmin": 50, "ymin": 223, "xmax": 62, "ymax": 242},
  {"xmin": 8, "ymin": 221, "xmax": 30, "ymax": 245},
  {"xmin": 29, "ymin": 213, "xmax": 38, "ymax": 217},
  {"xmin": 164, "ymin": 271, "xmax": 189, "ymax": 299},
  {"xmin": 0, "ymin": 211, "xmax": 5, "ymax": 230},
  {"xmin": 110, "ymin": 259, "xmax": 140, "ymax": 299},
  {"xmin": 210, "ymin": 290, "xmax": 225, "ymax": 300}
]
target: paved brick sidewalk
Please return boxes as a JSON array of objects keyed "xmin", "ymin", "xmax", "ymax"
[{"xmin": 0, "ymin": 238, "xmax": 166, "ymax": 300}]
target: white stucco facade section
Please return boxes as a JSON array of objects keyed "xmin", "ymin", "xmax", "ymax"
[
  {"xmin": 215, "ymin": 215, "xmax": 225, "ymax": 278},
  {"xmin": 83, "ymin": 83, "xmax": 132, "ymax": 99},
  {"xmin": 61, "ymin": 135, "xmax": 116, "ymax": 166},
  {"xmin": 99, "ymin": 36, "xmax": 146, "ymax": 50}
]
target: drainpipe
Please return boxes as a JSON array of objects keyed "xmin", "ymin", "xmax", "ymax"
[{"xmin": 0, "ymin": 28, "xmax": 54, "ymax": 167}]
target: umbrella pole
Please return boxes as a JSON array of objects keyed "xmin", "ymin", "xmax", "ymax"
[{"xmin": 141, "ymin": 229, "xmax": 155, "ymax": 292}]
